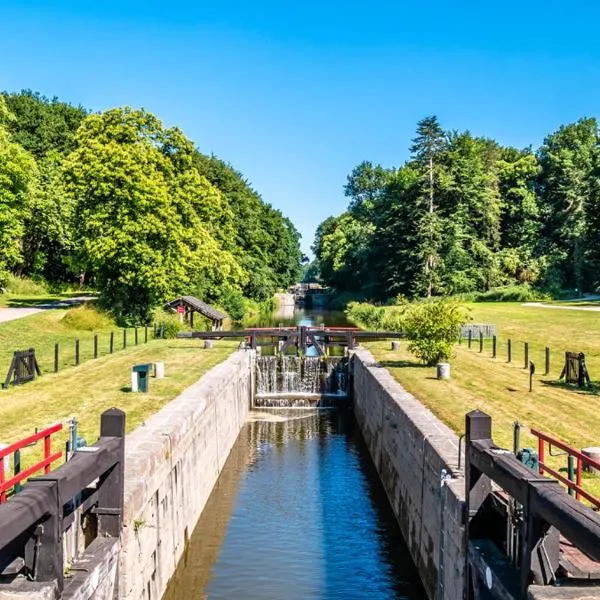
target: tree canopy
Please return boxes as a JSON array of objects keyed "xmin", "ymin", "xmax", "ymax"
[{"xmin": 313, "ymin": 115, "xmax": 600, "ymax": 300}]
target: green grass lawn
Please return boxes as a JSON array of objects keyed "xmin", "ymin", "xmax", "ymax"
[
  {"xmin": 0, "ymin": 339, "xmax": 238, "ymax": 479},
  {"xmin": 0, "ymin": 309, "xmax": 150, "ymax": 379},
  {"xmin": 366, "ymin": 301, "xmax": 600, "ymax": 500}
]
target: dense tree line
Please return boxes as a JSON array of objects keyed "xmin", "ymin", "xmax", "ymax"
[
  {"xmin": 0, "ymin": 90, "xmax": 302, "ymax": 321},
  {"xmin": 313, "ymin": 116, "xmax": 600, "ymax": 300}
]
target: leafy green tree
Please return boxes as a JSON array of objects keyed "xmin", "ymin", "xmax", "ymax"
[
  {"xmin": 2, "ymin": 90, "xmax": 87, "ymax": 158},
  {"xmin": 344, "ymin": 160, "xmax": 391, "ymax": 221},
  {"xmin": 0, "ymin": 97, "xmax": 37, "ymax": 287},
  {"xmin": 538, "ymin": 118, "xmax": 599, "ymax": 293}
]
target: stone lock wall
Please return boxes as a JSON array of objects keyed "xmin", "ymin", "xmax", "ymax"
[
  {"xmin": 352, "ymin": 348, "xmax": 465, "ymax": 600},
  {"xmin": 118, "ymin": 351, "xmax": 253, "ymax": 600}
]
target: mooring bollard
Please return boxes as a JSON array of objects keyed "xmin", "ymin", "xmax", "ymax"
[
  {"xmin": 391, "ymin": 341, "xmax": 400, "ymax": 351},
  {"xmin": 204, "ymin": 340, "xmax": 213, "ymax": 349},
  {"xmin": 437, "ymin": 362, "xmax": 451, "ymax": 380}
]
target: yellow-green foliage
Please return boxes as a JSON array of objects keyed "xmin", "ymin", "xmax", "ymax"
[
  {"xmin": 61, "ymin": 304, "xmax": 115, "ymax": 331},
  {"xmin": 346, "ymin": 301, "xmax": 407, "ymax": 331},
  {"xmin": 3, "ymin": 275, "xmax": 48, "ymax": 296},
  {"xmin": 152, "ymin": 308, "xmax": 187, "ymax": 338}
]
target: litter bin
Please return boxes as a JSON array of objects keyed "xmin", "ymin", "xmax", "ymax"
[{"xmin": 132, "ymin": 363, "xmax": 153, "ymax": 393}]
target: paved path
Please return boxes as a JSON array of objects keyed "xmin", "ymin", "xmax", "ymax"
[
  {"xmin": 523, "ymin": 301, "xmax": 600, "ymax": 312},
  {"xmin": 0, "ymin": 296, "xmax": 95, "ymax": 323}
]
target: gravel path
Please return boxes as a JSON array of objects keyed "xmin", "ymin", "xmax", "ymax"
[
  {"xmin": 522, "ymin": 302, "xmax": 600, "ymax": 312},
  {"xmin": 0, "ymin": 296, "xmax": 95, "ymax": 323}
]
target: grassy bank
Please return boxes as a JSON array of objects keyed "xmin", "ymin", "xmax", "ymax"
[
  {"xmin": 0, "ymin": 339, "xmax": 238, "ymax": 473},
  {"xmin": 364, "ymin": 301, "xmax": 600, "ymax": 498}
]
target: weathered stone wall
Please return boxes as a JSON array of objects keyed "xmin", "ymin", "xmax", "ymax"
[
  {"xmin": 352, "ymin": 348, "xmax": 465, "ymax": 600},
  {"xmin": 118, "ymin": 351, "xmax": 253, "ymax": 600}
]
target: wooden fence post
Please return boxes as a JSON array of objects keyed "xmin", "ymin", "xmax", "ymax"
[
  {"xmin": 508, "ymin": 338, "xmax": 512, "ymax": 363},
  {"xmin": 94, "ymin": 334, "xmax": 98, "ymax": 359},
  {"xmin": 135, "ymin": 327, "xmax": 138, "ymax": 346},
  {"xmin": 492, "ymin": 335, "xmax": 497, "ymax": 358},
  {"xmin": 153, "ymin": 323, "xmax": 157, "ymax": 339},
  {"xmin": 144, "ymin": 325, "xmax": 148, "ymax": 344},
  {"xmin": 110, "ymin": 332, "xmax": 114, "ymax": 354},
  {"xmin": 75, "ymin": 339, "xmax": 80, "ymax": 367},
  {"xmin": 123, "ymin": 329, "xmax": 127, "ymax": 350},
  {"xmin": 524, "ymin": 342, "xmax": 529, "ymax": 369},
  {"xmin": 54, "ymin": 343, "xmax": 59, "ymax": 373},
  {"xmin": 479, "ymin": 331, "xmax": 483, "ymax": 353},
  {"xmin": 545, "ymin": 347, "xmax": 550, "ymax": 376},
  {"xmin": 468, "ymin": 329, "xmax": 472, "ymax": 349}
]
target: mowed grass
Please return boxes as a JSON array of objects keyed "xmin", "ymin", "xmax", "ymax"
[
  {"xmin": 0, "ymin": 339, "xmax": 238, "ymax": 476},
  {"xmin": 366, "ymin": 302, "xmax": 600, "ymax": 499},
  {"xmin": 0, "ymin": 309, "xmax": 148, "ymax": 377}
]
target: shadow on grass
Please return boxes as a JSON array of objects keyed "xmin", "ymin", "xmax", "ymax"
[
  {"xmin": 540, "ymin": 380, "xmax": 600, "ymax": 396},
  {"xmin": 119, "ymin": 386, "xmax": 132, "ymax": 393},
  {"xmin": 376, "ymin": 359, "xmax": 429, "ymax": 369},
  {"xmin": 6, "ymin": 297, "xmax": 66, "ymax": 308}
]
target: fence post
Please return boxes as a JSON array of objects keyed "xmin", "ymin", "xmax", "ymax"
[
  {"xmin": 508, "ymin": 338, "xmax": 512, "ymax": 363},
  {"xmin": 54, "ymin": 342, "xmax": 59, "ymax": 373},
  {"xmin": 468, "ymin": 329, "xmax": 472, "ymax": 349},
  {"xmin": 492, "ymin": 335, "xmax": 497, "ymax": 359},
  {"xmin": 123, "ymin": 329, "xmax": 127, "ymax": 350},
  {"xmin": 524, "ymin": 342, "xmax": 529, "ymax": 369},
  {"xmin": 145, "ymin": 325, "xmax": 148, "ymax": 344},
  {"xmin": 75, "ymin": 339, "xmax": 80, "ymax": 367},
  {"xmin": 568, "ymin": 455, "xmax": 575, "ymax": 496},
  {"xmin": 110, "ymin": 332, "xmax": 114, "ymax": 354},
  {"xmin": 153, "ymin": 323, "xmax": 157, "ymax": 339},
  {"xmin": 94, "ymin": 334, "xmax": 98, "ymax": 359},
  {"xmin": 479, "ymin": 331, "xmax": 483, "ymax": 353},
  {"xmin": 98, "ymin": 408, "xmax": 126, "ymax": 539},
  {"xmin": 545, "ymin": 347, "xmax": 550, "ymax": 376},
  {"xmin": 13, "ymin": 449, "xmax": 21, "ymax": 494},
  {"xmin": 135, "ymin": 327, "xmax": 138, "ymax": 346}
]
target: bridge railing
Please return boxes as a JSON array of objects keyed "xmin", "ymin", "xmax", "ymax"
[{"xmin": 0, "ymin": 408, "xmax": 125, "ymax": 594}]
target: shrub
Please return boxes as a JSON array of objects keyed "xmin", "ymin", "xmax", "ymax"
[
  {"xmin": 152, "ymin": 308, "xmax": 186, "ymax": 339},
  {"xmin": 221, "ymin": 290, "xmax": 246, "ymax": 322},
  {"xmin": 3, "ymin": 275, "xmax": 49, "ymax": 296},
  {"xmin": 403, "ymin": 299, "xmax": 467, "ymax": 365},
  {"xmin": 61, "ymin": 304, "xmax": 115, "ymax": 330}
]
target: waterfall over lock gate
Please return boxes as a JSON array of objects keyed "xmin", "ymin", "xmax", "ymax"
[{"xmin": 254, "ymin": 356, "xmax": 349, "ymax": 408}]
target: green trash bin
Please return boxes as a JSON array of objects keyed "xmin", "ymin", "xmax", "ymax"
[{"xmin": 132, "ymin": 363, "xmax": 153, "ymax": 393}]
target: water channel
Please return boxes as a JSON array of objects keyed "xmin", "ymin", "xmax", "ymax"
[{"xmin": 163, "ymin": 308, "xmax": 426, "ymax": 599}]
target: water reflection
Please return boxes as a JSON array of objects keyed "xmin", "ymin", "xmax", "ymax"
[
  {"xmin": 163, "ymin": 412, "xmax": 425, "ymax": 600},
  {"xmin": 244, "ymin": 308, "xmax": 352, "ymax": 329}
]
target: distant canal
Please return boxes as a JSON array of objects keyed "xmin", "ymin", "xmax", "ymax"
[
  {"xmin": 163, "ymin": 411, "xmax": 426, "ymax": 599},
  {"xmin": 244, "ymin": 306, "xmax": 352, "ymax": 329}
]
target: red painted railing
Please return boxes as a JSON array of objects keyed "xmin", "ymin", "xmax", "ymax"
[
  {"xmin": 531, "ymin": 427, "xmax": 600, "ymax": 510},
  {"xmin": 0, "ymin": 423, "xmax": 63, "ymax": 503}
]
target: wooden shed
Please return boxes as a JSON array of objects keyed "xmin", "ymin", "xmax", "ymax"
[{"xmin": 166, "ymin": 296, "xmax": 227, "ymax": 331}]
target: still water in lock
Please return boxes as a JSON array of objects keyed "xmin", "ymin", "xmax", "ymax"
[{"xmin": 163, "ymin": 411, "xmax": 426, "ymax": 600}]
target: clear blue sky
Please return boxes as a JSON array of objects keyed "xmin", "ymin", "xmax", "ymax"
[{"xmin": 2, "ymin": 1, "xmax": 600, "ymax": 256}]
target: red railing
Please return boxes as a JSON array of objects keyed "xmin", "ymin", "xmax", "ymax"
[
  {"xmin": 531, "ymin": 427, "xmax": 600, "ymax": 510},
  {"xmin": 0, "ymin": 423, "xmax": 63, "ymax": 503}
]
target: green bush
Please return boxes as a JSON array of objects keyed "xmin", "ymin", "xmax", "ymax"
[
  {"xmin": 453, "ymin": 285, "xmax": 552, "ymax": 303},
  {"xmin": 152, "ymin": 308, "xmax": 186, "ymax": 339},
  {"xmin": 221, "ymin": 290, "xmax": 246, "ymax": 322},
  {"xmin": 403, "ymin": 299, "xmax": 467, "ymax": 365},
  {"xmin": 61, "ymin": 304, "xmax": 115, "ymax": 330},
  {"xmin": 346, "ymin": 301, "xmax": 407, "ymax": 331},
  {"xmin": 3, "ymin": 275, "xmax": 49, "ymax": 296}
]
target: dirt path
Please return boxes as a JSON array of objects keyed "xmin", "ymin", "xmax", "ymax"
[
  {"xmin": 0, "ymin": 297, "xmax": 95, "ymax": 323},
  {"xmin": 522, "ymin": 302, "xmax": 600, "ymax": 312}
]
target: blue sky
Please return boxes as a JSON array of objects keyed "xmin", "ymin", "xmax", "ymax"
[{"xmin": 1, "ymin": 1, "xmax": 600, "ymax": 255}]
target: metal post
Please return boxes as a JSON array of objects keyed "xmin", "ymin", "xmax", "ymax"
[
  {"xmin": 508, "ymin": 338, "xmax": 512, "ymax": 362},
  {"xmin": 545, "ymin": 347, "xmax": 550, "ymax": 376},
  {"xmin": 75, "ymin": 339, "xmax": 79, "ymax": 367},
  {"xmin": 94, "ymin": 334, "xmax": 98, "ymax": 359},
  {"xmin": 14, "ymin": 449, "xmax": 21, "ymax": 494},
  {"xmin": 513, "ymin": 421, "xmax": 521, "ymax": 455},
  {"xmin": 110, "ymin": 332, "xmax": 114, "ymax": 354},
  {"xmin": 568, "ymin": 455, "xmax": 575, "ymax": 496},
  {"xmin": 492, "ymin": 335, "xmax": 497, "ymax": 358},
  {"xmin": 479, "ymin": 331, "xmax": 483, "ymax": 353},
  {"xmin": 54, "ymin": 342, "xmax": 59, "ymax": 373},
  {"xmin": 524, "ymin": 342, "xmax": 529, "ymax": 369}
]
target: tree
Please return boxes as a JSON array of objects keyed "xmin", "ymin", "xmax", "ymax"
[
  {"xmin": 538, "ymin": 118, "xmax": 599, "ymax": 293},
  {"xmin": 344, "ymin": 160, "xmax": 391, "ymax": 221},
  {"xmin": 0, "ymin": 97, "xmax": 37, "ymax": 287}
]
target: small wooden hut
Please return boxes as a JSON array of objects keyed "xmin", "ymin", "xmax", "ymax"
[{"xmin": 166, "ymin": 296, "xmax": 227, "ymax": 331}]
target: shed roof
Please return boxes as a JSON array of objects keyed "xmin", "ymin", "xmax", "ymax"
[{"xmin": 166, "ymin": 296, "xmax": 227, "ymax": 321}]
